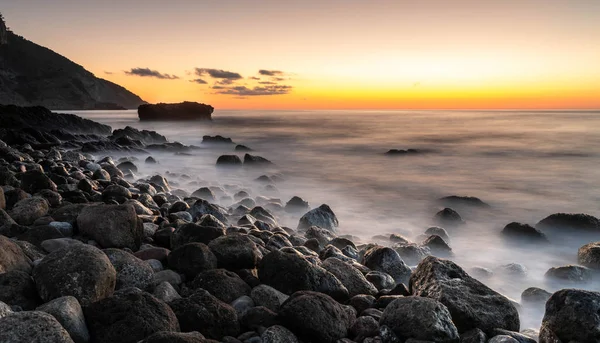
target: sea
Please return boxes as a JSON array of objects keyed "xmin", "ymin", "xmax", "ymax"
[{"xmin": 68, "ymin": 109, "xmax": 600, "ymax": 329}]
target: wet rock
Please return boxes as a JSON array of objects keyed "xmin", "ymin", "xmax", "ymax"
[
  {"xmin": 409, "ymin": 256, "xmax": 520, "ymax": 334},
  {"xmin": 284, "ymin": 196, "xmax": 309, "ymax": 213},
  {"xmin": 140, "ymin": 331, "xmax": 212, "ymax": 343},
  {"xmin": 250, "ymin": 284, "xmax": 289, "ymax": 312},
  {"xmin": 202, "ymin": 135, "xmax": 233, "ymax": 144},
  {"xmin": 168, "ymin": 242, "xmax": 217, "ymax": 279},
  {"xmin": 490, "ymin": 329, "xmax": 536, "ymax": 343},
  {"xmin": 153, "ymin": 270, "xmax": 183, "ymax": 288},
  {"xmin": 521, "ymin": 287, "xmax": 552, "ymax": 304},
  {"xmin": 153, "ymin": 281, "xmax": 181, "ymax": 303},
  {"xmin": 188, "ymin": 199, "xmax": 228, "ymax": 223},
  {"xmin": 365, "ymin": 271, "xmax": 396, "ymax": 291},
  {"xmin": 433, "ymin": 208, "xmax": 465, "ymax": 227},
  {"xmin": 169, "ymin": 288, "xmax": 240, "ymax": 340},
  {"xmin": 279, "ymin": 291, "xmax": 355, "ymax": 343},
  {"xmin": 243, "ymin": 154, "xmax": 273, "ymax": 166},
  {"xmin": 216, "ymin": 155, "xmax": 243, "ymax": 167},
  {"xmin": 0, "ymin": 311, "xmax": 74, "ymax": 343},
  {"xmin": 235, "ymin": 144, "xmax": 252, "ymax": 152},
  {"xmin": 37, "ymin": 189, "xmax": 62, "ymax": 207},
  {"xmin": 544, "ymin": 265, "xmax": 592, "ymax": 283},
  {"xmin": 258, "ymin": 249, "xmax": 349, "ymax": 300},
  {"xmin": 33, "ymin": 244, "xmax": 116, "ymax": 305},
  {"xmin": 578, "ymin": 241, "xmax": 600, "ymax": 269},
  {"xmin": 17, "ymin": 225, "xmax": 64, "ymax": 248},
  {"xmin": 208, "ymin": 234, "xmax": 262, "ymax": 270},
  {"xmin": 501, "ymin": 222, "xmax": 549, "ymax": 242},
  {"xmin": 190, "ymin": 269, "xmax": 251, "ymax": 303},
  {"xmin": 460, "ymin": 329, "xmax": 487, "ymax": 343},
  {"xmin": 421, "ymin": 235, "xmax": 452, "ymax": 256},
  {"xmin": 425, "ymin": 227, "xmax": 450, "ymax": 242},
  {"xmin": 297, "ymin": 204, "xmax": 339, "ymax": 232},
  {"xmin": 498, "ymin": 263, "xmax": 528, "ymax": 277},
  {"xmin": 192, "ymin": 187, "xmax": 217, "ymax": 202},
  {"xmin": 41, "ymin": 238, "xmax": 83, "ymax": 253},
  {"xmin": 0, "ymin": 234, "xmax": 32, "ymax": 273},
  {"xmin": 261, "ymin": 325, "xmax": 299, "ymax": 343},
  {"xmin": 362, "ymin": 246, "xmax": 411, "ymax": 284},
  {"xmin": 77, "ymin": 204, "xmax": 141, "ymax": 250},
  {"xmin": 380, "ymin": 297, "xmax": 459, "ymax": 342},
  {"xmin": 117, "ymin": 161, "xmax": 138, "ymax": 174},
  {"xmin": 231, "ymin": 295, "xmax": 254, "ymax": 316},
  {"xmin": 102, "ymin": 184, "xmax": 132, "ymax": 203},
  {"xmin": 393, "ymin": 243, "xmax": 431, "ymax": 266},
  {"xmin": 104, "ymin": 248, "xmax": 154, "ymax": 291},
  {"xmin": 385, "ymin": 148, "xmax": 420, "ymax": 156},
  {"xmin": 145, "ymin": 156, "xmax": 157, "ymax": 164},
  {"xmin": 0, "ymin": 270, "xmax": 41, "ymax": 310},
  {"xmin": 350, "ymin": 315, "xmax": 379, "ymax": 341},
  {"xmin": 85, "ymin": 288, "xmax": 179, "ymax": 343},
  {"xmin": 14, "ymin": 239, "xmax": 46, "ymax": 261},
  {"xmin": 9, "ymin": 197, "xmax": 49, "ymax": 225},
  {"xmin": 322, "ymin": 257, "xmax": 378, "ymax": 297},
  {"xmin": 489, "ymin": 335, "xmax": 519, "ymax": 343},
  {"xmin": 37, "ymin": 296, "xmax": 90, "ymax": 343},
  {"xmin": 536, "ymin": 213, "xmax": 600, "ymax": 231},
  {"xmin": 20, "ymin": 169, "xmax": 57, "ymax": 194},
  {"xmin": 49, "ymin": 221, "xmax": 74, "ymax": 236},
  {"xmin": 539, "ymin": 289, "xmax": 600, "ymax": 343},
  {"xmin": 239, "ymin": 306, "xmax": 279, "ymax": 330}
]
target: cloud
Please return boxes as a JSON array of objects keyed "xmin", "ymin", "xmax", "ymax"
[
  {"xmin": 249, "ymin": 76, "xmax": 261, "ymax": 80},
  {"xmin": 125, "ymin": 67, "xmax": 179, "ymax": 79},
  {"xmin": 215, "ymin": 79, "xmax": 236, "ymax": 85},
  {"xmin": 190, "ymin": 78, "xmax": 208, "ymax": 84},
  {"xmin": 195, "ymin": 68, "xmax": 242, "ymax": 80},
  {"xmin": 104, "ymin": 71, "xmax": 114, "ymax": 75},
  {"xmin": 259, "ymin": 81, "xmax": 277, "ymax": 85},
  {"xmin": 214, "ymin": 85, "xmax": 292, "ymax": 96},
  {"xmin": 272, "ymin": 77, "xmax": 286, "ymax": 81},
  {"xmin": 259, "ymin": 69, "xmax": 284, "ymax": 76}
]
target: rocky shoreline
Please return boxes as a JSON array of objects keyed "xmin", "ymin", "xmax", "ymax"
[{"xmin": 1, "ymin": 106, "xmax": 599, "ymax": 343}]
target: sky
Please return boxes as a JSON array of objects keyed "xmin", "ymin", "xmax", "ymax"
[{"xmin": 2, "ymin": 0, "xmax": 600, "ymax": 109}]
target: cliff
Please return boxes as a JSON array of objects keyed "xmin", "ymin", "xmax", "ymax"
[
  {"xmin": 0, "ymin": 27, "xmax": 146, "ymax": 110},
  {"xmin": 138, "ymin": 102, "xmax": 214, "ymax": 121}
]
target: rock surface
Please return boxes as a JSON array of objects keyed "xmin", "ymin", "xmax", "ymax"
[
  {"xmin": 539, "ymin": 289, "xmax": 600, "ymax": 343},
  {"xmin": 0, "ymin": 311, "xmax": 75, "ymax": 343},
  {"xmin": 77, "ymin": 204, "xmax": 141, "ymax": 250},
  {"xmin": 138, "ymin": 102, "xmax": 213, "ymax": 121}
]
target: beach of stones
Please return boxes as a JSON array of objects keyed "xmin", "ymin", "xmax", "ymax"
[{"xmin": 1, "ymin": 124, "xmax": 600, "ymax": 343}]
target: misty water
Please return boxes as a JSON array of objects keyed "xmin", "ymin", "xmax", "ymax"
[{"xmin": 69, "ymin": 109, "xmax": 600, "ymax": 330}]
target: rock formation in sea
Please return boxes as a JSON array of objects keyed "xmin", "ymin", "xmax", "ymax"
[
  {"xmin": 138, "ymin": 102, "xmax": 214, "ymax": 121},
  {"xmin": 0, "ymin": 13, "xmax": 145, "ymax": 110}
]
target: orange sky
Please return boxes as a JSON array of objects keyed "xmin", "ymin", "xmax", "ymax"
[{"xmin": 3, "ymin": 0, "xmax": 600, "ymax": 109}]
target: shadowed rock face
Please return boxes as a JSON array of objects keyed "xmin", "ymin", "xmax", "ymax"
[{"xmin": 138, "ymin": 102, "xmax": 214, "ymax": 121}]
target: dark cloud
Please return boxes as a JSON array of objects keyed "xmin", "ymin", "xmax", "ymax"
[
  {"xmin": 259, "ymin": 81, "xmax": 277, "ymax": 85},
  {"xmin": 259, "ymin": 69, "xmax": 284, "ymax": 76},
  {"xmin": 272, "ymin": 77, "xmax": 286, "ymax": 81},
  {"xmin": 195, "ymin": 68, "xmax": 242, "ymax": 80},
  {"xmin": 125, "ymin": 67, "xmax": 179, "ymax": 80},
  {"xmin": 215, "ymin": 85, "xmax": 292, "ymax": 96},
  {"xmin": 104, "ymin": 71, "xmax": 114, "ymax": 75},
  {"xmin": 215, "ymin": 79, "xmax": 236, "ymax": 85},
  {"xmin": 249, "ymin": 76, "xmax": 261, "ymax": 80},
  {"xmin": 211, "ymin": 85, "xmax": 226, "ymax": 89},
  {"xmin": 190, "ymin": 78, "xmax": 208, "ymax": 84}
]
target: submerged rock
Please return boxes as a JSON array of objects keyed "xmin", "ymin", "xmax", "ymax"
[
  {"xmin": 544, "ymin": 265, "xmax": 592, "ymax": 283},
  {"xmin": 536, "ymin": 213, "xmax": 600, "ymax": 231},
  {"xmin": 202, "ymin": 135, "xmax": 233, "ymax": 144},
  {"xmin": 434, "ymin": 208, "xmax": 465, "ymax": 227},
  {"xmin": 501, "ymin": 222, "xmax": 549, "ymax": 243},
  {"xmin": 438, "ymin": 195, "xmax": 490, "ymax": 208},
  {"xmin": 385, "ymin": 149, "xmax": 420, "ymax": 156},
  {"xmin": 244, "ymin": 153, "xmax": 273, "ymax": 166},
  {"xmin": 138, "ymin": 102, "xmax": 213, "ymax": 121},
  {"xmin": 521, "ymin": 287, "xmax": 552, "ymax": 304},
  {"xmin": 578, "ymin": 241, "xmax": 600, "ymax": 269},
  {"xmin": 216, "ymin": 155, "xmax": 242, "ymax": 167}
]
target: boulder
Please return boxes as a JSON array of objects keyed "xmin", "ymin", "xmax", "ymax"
[
  {"xmin": 362, "ymin": 246, "xmax": 411, "ymax": 284},
  {"xmin": 189, "ymin": 269, "xmax": 251, "ymax": 303},
  {"xmin": 0, "ymin": 311, "xmax": 74, "ymax": 343},
  {"xmin": 409, "ymin": 256, "xmax": 519, "ymax": 334},
  {"xmin": 544, "ymin": 265, "xmax": 592, "ymax": 283},
  {"xmin": 104, "ymin": 248, "xmax": 154, "ymax": 290},
  {"xmin": 140, "ymin": 331, "xmax": 213, "ymax": 343},
  {"xmin": 77, "ymin": 204, "xmax": 142, "ymax": 250},
  {"xmin": 110, "ymin": 126, "xmax": 168, "ymax": 144},
  {"xmin": 101, "ymin": 184, "xmax": 132, "ymax": 203},
  {"xmin": 243, "ymin": 153, "xmax": 273, "ymax": 166},
  {"xmin": 279, "ymin": 291, "xmax": 355, "ymax": 343},
  {"xmin": 201, "ymin": 135, "xmax": 233, "ymax": 144},
  {"xmin": 9, "ymin": 197, "xmax": 49, "ymax": 225},
  {"xmin": 239, "ymin": 306, "xmax": 279, "ymax": 330},
  {"xmin": 37, "ymin": 296, "xmax": 90, "ymax": 343},
  {"xmin": 0, "ymin": 270, "xmax": 41, "ymax": 310},
  {"xmin": 191, "ymin": 187, "xmax": 216, "ymax": 202},
  {"xmin": 33, "ymin": 244, "xmax": 116, "ymax": 305},
  {"xmin": 438, "ymin": 196, "xmax": 490, "ymax": 208},
  {"xmin": 434, "ymin": 208, "xmax": 465, "ymax": 227},
  {"xmin": 322, "ymin": 257, "xmax": 378, "ymax": 297},
  {"xmin": 0, "ymin": 234, "xmax": 32, "ymax": 273},
  {"xmin": 138, "ymin": 102, "xmax": 213, "ymax": 121},
  {"xmin": 153, "ymin": 281, "xmax": 181, "ymax": 304},
  {"xmin": 41, "ymin": 238, "xmax": 83, "ymax": 253},
  {"xmin": 84, "ymin": 288, "xmax": 180, "ymax": 343},
  {"xmin": 17, "ymin": 225, "xmax": 64, "ymax": 248},
  {"xmin": 284, "ymin": 196, "xmax": 309, "ymax": 213},
  {"xmin": 536, "ymin": 213, "xmax": 600, "ymax": 231},
  {"xmin": 521, "ymin": 287, "xmax": 552, "ymax": 304},
  {"xmin": 187, "ymin": 200, "xmax": 227, "ymax": 223},
  {"xmin": 261, "ymin": 325, "xmax": 300, "ymax": 343},
  {"xmin": 216, "ymin": 155, "xmax": 242, "ymax": 167},
  {"xmin": 421, "ymin": 235, "xmax": 453, "ymax": 256},
  {"xmin": 258, "ymin": 249, "xmax": 349, "ymax": 300},
  {"xmin": 20, "ymin": 169, "xmax": 57, "ymax": 194},
  {"xmin": 208, "ymin": 234, "xmax": 262, "ymax": 270},
  {"xmin": 501, "ymin": 222, "xmax": 549, "ymax": 242},
  {"xmin": 250, "ymin": 284, "xmax": 289, "ymax": 312},
  {"xmin": 539, "ymin": 289, "xmax": 600, "ymax": 343},
  {"xmin": 297, "ymin": 204, "xmax": 339, "ymax": 232},
  {"xmin": 167, "ymin": 243, "xmax": 217, "ymax": 279},
  {"xmin": 169, "ymin": 288, "xmax": 239, "ymax": 340},
  {"xmin": 578, "ymin": 241, "xmax": 600, "ymax": 269},
  {"xmin": 171, "ymin": 222, "xmax": 226, "ymax": 249},
  {"xmin": 350, "ymin": 316, "xmax": 379, "ymax": 341},
  {"xmin": 380, "ymin": 297, "xmax": 459, "ymax": 342}
]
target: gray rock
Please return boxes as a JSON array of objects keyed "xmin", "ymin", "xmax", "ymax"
[
  {"xmin": 545, "ymin": 265, "xmax": 592, "ymax": 283},
  {"xmin": 41, "ymin": 238, "xmax": 83, "ymax": 253},
  {"xmin": 490, "ymin": 329, "xmax": 536, "ymax": 343},
  {"xmin": 362, "ymin": 246, "xmax": 411, "ymax": 284},
  {"xmin": 322, "ymin": 257, "xmax": 378, "ymax": 297},
  {"xmin": 433, "ymin": 208, "xmax": 465, "ymax": 227},
  {"xmin": 0, "ymin": 270, "xmax": 41, "ymax": 310},
  {"xmin": 460, "ymin": 329, "xmax": 487, "ymax": 343},
  {"xmin": 410, "ymin": 256, "xmax": 520, "ymax": 335},
  {"xmin": 0, "ymin": 234, "xmax": 32, "ymax": 273},
  {"xmin": 501, "ymin": 222, "xmax": 548, "ymax": 243},
  {"xmin": 37, "ymin": 296, "xmax": 90, "ymax": 343},
  {"xmin": 190, "ymin": 269, "xmax": 251, "ymax": 303},
  {"xmin": 33, "ymin": 244, "xmax": 116, "ymax": 305},
  {"xmin": 380, "ymin": 297, "xmax": 459, "ymax": 342},
  {"xmin": 350, "ymin": 316, "xmax": 379, "ymax": 341},
  {"xmin": 152, "ymin": 281, "xmax": 181, "ymax": 303},
  {"xmin": 188, "ymin": 199, "xmax": 228, "ymax": 223},
  {"xmin": 171, "ymin": 221, "xmax": 225, "ymax": 249},
  {"xmin": 250, "ymin": 284, "xmax": 289, "ymax": 312},
  {"xmin": 167, "ymin": 242, "xmax": 217, "ymax": 279},
  {"xmin": 231, "ymin": 295, "xmax": 254, "ymax": 316},
  {"xmin": 489, "ymin": 336, "xmax": 519, "ymax": 343},
  {"xmin": 48, "ymin": 222, "xmax": 74, "ymax": 236},
  {"xmin": 208, "ymin": 234, "xmax": 262, "ymax": 270},
  {"xmin": 297, "ymin": 204, "xmax": 339, "ymax": 232},
  {"xmin": 578, "ymin": 241, "xmax": 600, "ymax": 269},
  {"xmin": 0, "ymin": 301, "xmax": 12, "ymax": 319},
  {"xmin": 261, "ymin": 325, "xmax": 300, "ymax": 343},
  {"xmin": 521, "ymin": 287, "xmax": 552, "ymax": 304},
  {"xmin": 77, "ymin": 204, "xmax": 142, "ymax": 250},
  {"xmin": 146, "ymin": 259, "xmax": 163, "ymax": 272},
  {"xmin": 536, "ymin": 213, "xmax": 600, "ymax": 231},
  {"xmin": 9, "ymin": 197, "xmax": 49, "ymax": 225},
  {"xmin": 104, "ymin": 248, "xmax": 154, "ymax": 291},
  {"xmin": 153, "ymin": 269, "xmax": 183, "ymax": 288},
  {"xmin": 539, "ymin": 289, "xmax": 600, "ymax": 343},
  {"xmin": 365, "ymin": 271, "xmax": 396, "ymax": 291},
  {"xmin": 0, "ymin": 311, "xmax": 74, "ymax": 343}
]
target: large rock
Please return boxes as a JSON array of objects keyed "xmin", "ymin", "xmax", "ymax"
[
  {"xmin": 167, "ymin": 242, "xmax": 217, "ymax": 279},
  {"xmin": 0, "ymin": 234, "xmax": 32, "ymax": 273},
  {"xmin": 362, "ymin": 246, "xmax": 411, "ymax": 284},
  {"xmin": 545, "ymin": 265, "xmax": 592, "ymax": 283},
  {"xmin": 501, "ymin": 222, "xmax": 549, "ymax": 242},
  {"xmin": 33, "ymin": 244, "xmax": 116, "ymax": 305},
  {"xmin": 380, "ymin": 297, "xmax": 459, "ymax": 342},
  {"xmin": 189, "ymin": 269, "xmax": 251, "ymax": 303},
  {"xmin": 84, "ymin": 288, "xmax": 179, "ymax": 343},
  {"xmin": 37, "ymin": 296, "xmax": 90, "ymax": 343},
  {"xmin": 578, "ymin": 241, "xmax": 600, "ymax": 269},
  {"xmin": 539, "ymin": 289, "xmax": 600, "ymax": 343},
  {"xmin": 77, "ymin": 204, "xmax": 142, "ymax": 250},
  {"xmin": 279, "ymin": 291, "xmax": 355, "ymax": 343},
  {"xmin": 9, "ymin": 197, "xmax": 49, "ymax": 225},
  {"xmin": 104, "ymin": 248, "xmax": 154, "ymax": 290},
  {"xmin": 169, "ymin": 288, "xmax": 239, "ymax": 340},
  {"xmin": 187, "ymin": 200, "xmax": 228, "ymax": 223},
  {"xmin": 138, "ymin": 102, "xmax": 213, "ymax": 121},
  {"xmin": 110, "ymin": 126, "xmax": 168, "ymax": 144},
  {"xmin": 297, "ymin": 204, "xmax": 339, "ymax": 232},
  {"xmin": 258, "ymin": 249, "xmax": 349, "ymax": 300},
  {"xmin": 434, "ymin": 208, "xmax": 465, "ymax": 227},
  {"xmin": 250, "ymin": 284, "xmax": 289, "ymax": 312},
  {"xmin": 322, "ymin": 257, "xmax": 378, "ymax": 297},
  {"xmin": 140, "ymin": 331, "xmax": 214, "ymax": 343},
  {"xmin": 536, "ymin": 213, "xmax": 600, "ymax": 231},
  {"xmin": 0, "ymin": 270, "xmax": 41, "ymax": 310},
  {"xmin": 261, "ymin": 325, "xmax": 300, "ymax": 343},
  {"xmin": 20, "ymin": 169, "xmax": 57, "ymax": 194},
  {"xmin": 171, "ymin": 222, "xmax": 226, "ymax": 249},
  {"xmin": 208, "ymin": 234, "xmax": 262, "ymax": 270},
  {"xmin": 0, "ymin": 311, "xmax": 74, "ymax": 343},
  {"xmin": 409, "ymin": 256, "xmax": 519, "ymax": 334}
]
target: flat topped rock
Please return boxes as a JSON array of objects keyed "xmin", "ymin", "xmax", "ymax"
[{"xmin": 138, "ymin": 102, "xmax": 213, "ymax": 121}]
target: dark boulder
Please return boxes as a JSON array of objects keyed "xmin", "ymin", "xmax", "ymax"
[
  {"xmin": 20, "ymin": 169, "xmax": 57, "ymax": 194},
  {"xmin": 36, "ymin": 296, "xmax": 90, "ymax": 343},
  {"xmin": 104, "ymin": 248, "xmax": 154, "ymax": 291},
  {"xmin": 544, "ymin": 265, "xmax": 592, "ymax": 283},
  {"xmin": 188, "ymin": 199, "xmax": 228, "ymax": 223},
  {"xmin": 169, "ymin": 288, "xmax": 239, "ymax": 340},
  {"xmin": 539, "ymin": 289, "xmax": 600, "ymax": 343},
  {"xmin": 409, "ymin": 256, "xmax": 520, "ymax": 334},
  {"xmin": 380, "ymin": 297, "xmax": 459, "ymax": 342},
  {"xmin": 536, "ymin": 213, "xmax": 600, "ymax": 231},
  {"xmin": 421, "ymin": 235, "xmax": 453, "ymax": 256},
  {"xmin": 140, "ymin": 331, "xmax": 214, "ymax": 343},
  {"xmin": 110, "ymin": 126, "xmax": 168, "ymax": 144},
  {"xmin": 138, "ymin": 102, "xmax": 213, "ymax": 121},
  {"xmin": 168, "ymin": 242, "xmax": 217, "ymax": 279},
  {"xmin": 297, "ymin": 204, "xmax": 339, "ymax": 232},
  {"xmin": 239, "ymin": 306, "xmax": 279, "ymax": 330},
  {"xmin": 385, "ymin": 148, "xmax": 420, "ymax": 156},
  {"xmin": 250, "ymin": 284, "xmax": 289, "ymax": 312},
  {"xmin": 216, "ymin": 155, "xmax": 242, "ymax": 167},
  {"xmin": 77, "ymin": 204, "xmax": 142, "ymax": 250},
  {"xmin": 322, "ymin": 257, "xmax": 378, "ymax": 297},
  {"xmin": 33, "ymin": 244, "xmax": 116, "ymax": 305},
  {"xmin": 285, "ymin": 196, "xmax": 309, "ymax": 213},
  {"xmin": 202, "ymin": 135, "xmax": 233, "ymax": 144},
  {"xmin": 189, "ymin": 269, "xmax": 251, "ymax": 303},
  {"xmin": 0, "ymin": 311, "xmax": 74, "ymax": 343},
  {"xmin": 117, "ymin": 161, "xmax": 138, "ymax": 173},
  {"xmin": 171, "ymin": 222, "xmax": 226, "ymax": 249},
  {"xmin": 501, "ymin": 222, "xmax": 549, "ymax": 242},
  {"xmin": 578, "ymin": 241, "xmax": 600, "ymax": 269},
  {"xmin": 521, "ymin": 287, "xmax": 552, "ymax": 304},
  {"xmin": 102, "ymin": 184, "xmax": 132, "ymax": 203},
  {"xmin": 235, "ymin": 144, "xmax": 252, "ymax": 152},
  {"xmin": 362, "ymin": 246, "xmax": 411, "ymax": 284},
  {"xmin": 85, "ymin": 288, "xmax": 180, "ymax": 343},
  {"xmin": 17, "ymin": 225, "xmax": 64, "ymax": 248},
  {"xmin": 9, "ymin": 197, "xmax": 50, "ymax": 225},
  {"xmin": 261, "ymin": 325, "xmax": 299, "ymax": 343},
  {"xmin": 208, "ymin": 234, "xmax": 262, "ymax": 270},
  {"xmin": 0, "ymin": 270, "xmax": 41, "ymax": 310},
  {"xmin": 0, "ymin": 234, "xmax": 32, "ymax": 273},
  {"xmin": 279, "ymin": 291, "xmax": 355, "ymax": 343},
  {"xmin": 438, "ymin": 196, "xmax": 490, "ymax": 208},
  {"xmin": 243, "ymin": 154, "xmax": 273, "ymax": 166},
  {"xmin": 434, "ymin": 208, "xmax": 465, "ymax": 227}
]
